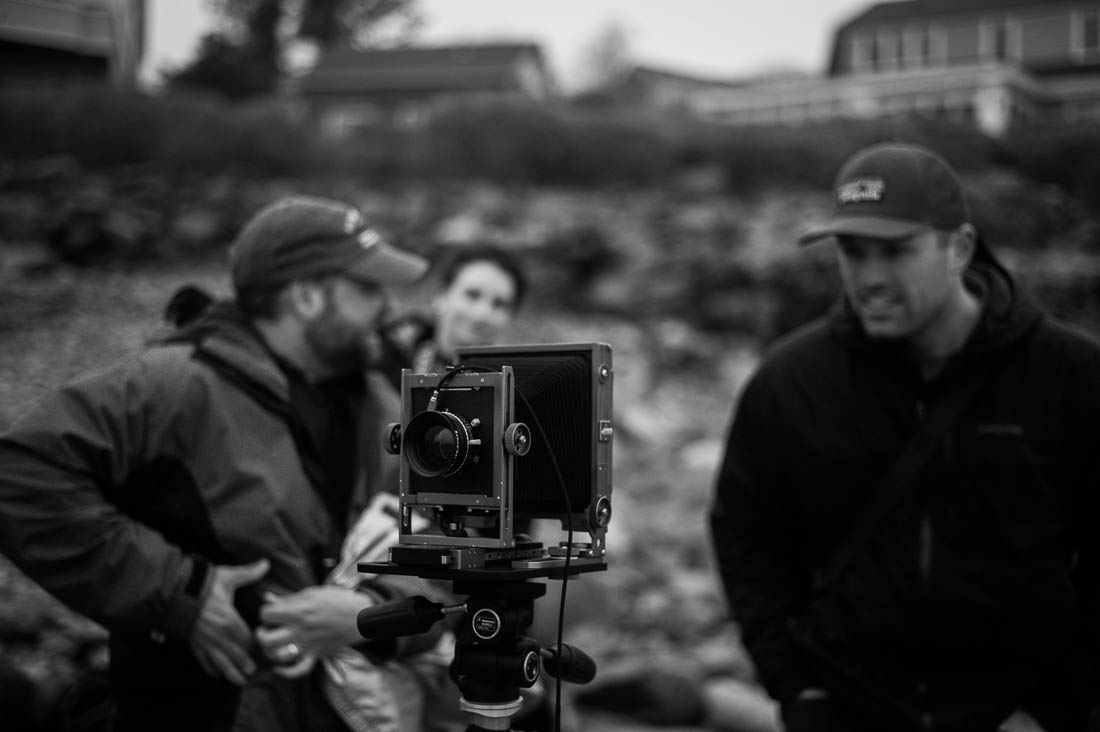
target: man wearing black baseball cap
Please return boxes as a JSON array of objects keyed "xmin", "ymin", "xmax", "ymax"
[
  {"xmin": 229, "ymin": 195, "xmax": 429, "ymax": 377},
  {"xmin": 0, "ymin": 195, "xmax": 446, "ymax": 731},
  {"xmin": 711, "ymin": 143, "xmax": 1100, "ymax": 731}
]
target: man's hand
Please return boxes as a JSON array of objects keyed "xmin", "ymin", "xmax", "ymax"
[
  {"xmin": 999, "ymin": 709, "xmax": 1045, "ymax": 732},
  {"xmin": 258, "ymin": 585, "xmax": 373, "ymax": 661},
  {"xmin": 188, "ymin": 559, "xmax": 269, "ymax": 686},
  {"xmin": 782, "ymin": 688, "xmax": 831, "ymax": 732}
]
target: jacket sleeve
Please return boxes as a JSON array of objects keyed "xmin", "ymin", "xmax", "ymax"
[
  {"xmin": 352, "ymin": 371, "xmax": 456, "ymax": 656},
  {"xmin": 1065, "ymin": 334, "xmax": 1100, "ymax": 719},
  {"xmin": 0, "ymin": 359, "xmax": 207, "ymax": 643},
  {"xmin": 709, "ymin": 368, "xmax": 817, "ymax": 706}
]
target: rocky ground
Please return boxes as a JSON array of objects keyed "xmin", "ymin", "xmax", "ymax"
[{"xmin": 0, "ymin": 258, "xmax": 778, "ymax": 731}]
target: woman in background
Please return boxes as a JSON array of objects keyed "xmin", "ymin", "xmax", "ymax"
[{"xmin": 378, "ymin": 244, "xmax": 528, "ymax": 389}]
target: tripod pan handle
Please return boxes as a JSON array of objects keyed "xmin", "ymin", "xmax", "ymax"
[{"xmin": 542, "ymin": 643, "xmax": 597, "ymax": 684}]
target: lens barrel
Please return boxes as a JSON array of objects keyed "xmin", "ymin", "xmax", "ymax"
[{"xmin": 403, "ymin": 409, "xmax": 477, "ymax": 477}]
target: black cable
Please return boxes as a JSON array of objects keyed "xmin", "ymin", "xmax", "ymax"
[
  {"xmin": 425, "ymin": 365, "xmax": 495, "ymax": 411},
  {"xmin": 513, "ymin": 388, "xmax": 573, "ymax": 732},
  {"xmin": 434, "ymin": 362, "xmax": 581, "ymax": 732}
]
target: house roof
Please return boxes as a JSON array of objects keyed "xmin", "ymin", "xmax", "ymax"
[
  {"xmin": 827, "ymin": 0, "xmax": 1081, "ymax": 73},
  {"xmin": 0, "ymin": 0, "xmax": 115, "ymax": 56},
  {"xmin": 623, "ymin": 65, "xmax": 749, "ymax": 90},
  {"xmin": 299, "ymin": 42, "xmax": 549, "ymax": 95},
  {"xmin": 841, "ymin": 0, "xmax": 1077, "ymax": 27}
]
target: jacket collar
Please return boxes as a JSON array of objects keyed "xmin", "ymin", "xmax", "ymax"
[
  {"xmin": 828, "ymin": 260, "xmax": 1044, "ymax": 377},
  {"xmin": 157, "ymin": 300, "xmax": 290, "ymax": 402}
]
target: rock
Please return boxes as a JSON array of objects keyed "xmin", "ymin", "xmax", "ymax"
[
  {"xmin": 0, "ymin": 656, "xmax": 37, "ymax": 730},
  {"xmin": 0, "ymin": 191, "xmax": 51, "ymax": 243},
  {"xmin": 168, "ymin": 206, "xmax": 224, "ymax": 251},
  {"xmin": 574, "ymin": 653, "xmax": 707, "ymax": 726},
  {"xmin": 702, "ymin": 677, "xmax": 781, "ymax": 732},
  {"xmin": 686, "ymin": 624, "xmax": 757, "ymax": 681},
  {"xmin": 680, "ymin": 438, "xmax": 725, "ymax": 476}
]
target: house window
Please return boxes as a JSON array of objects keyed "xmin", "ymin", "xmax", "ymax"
[
  {"xmin": 980, "ymin": 17, "xmax": 1020, "ymax": 64},
  {"xmin": 1073, "ymin": 9, "xmax": 1100, "ymax": 58},
  {"xmin": 993, "ymin": 23, "xmax": 1008, "ymax": 60},
  {"xmin": 319, "ymin": 103, "xmax": 384, "ymax": 138},
  {"xmin": 393, "ymin": 101, "xmax": 428, "ymax": 130},
  {"xmin": 902, "ymin": 27, "xmax": 922, "ymax": 69},
  {"xmin": 849, "ymin": 32, "xmax": 876, "ymax": 73},
  {"xmin": 925, "ymin": 26, "xmax": 948, "ymax": 68},
  {"xmin": 874, "ymin": 30, "xmax": 901, "ymax": 71}
]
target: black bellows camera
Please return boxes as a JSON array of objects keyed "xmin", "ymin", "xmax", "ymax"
[{"xmin": 382, "ymin": 342, "xmax": 613, "ymax": 574}]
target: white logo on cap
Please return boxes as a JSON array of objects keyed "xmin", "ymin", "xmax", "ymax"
[
  {"xmin": 358, "ymin": 228, "xmax": 382, "ymax": 250},
  {"xmin": 344, "ymin": 209, "xmax": 362, "ymax": 233},
  {"xmin": 837, "ymin": 178, "xmax": 885, "ymax": 205}
]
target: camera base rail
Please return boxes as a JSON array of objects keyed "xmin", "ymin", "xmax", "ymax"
[
  {"xmin": 386, "ymin": 540, "xmax": 609, "ymax": 572},
  {"xmin": 389, "ymin": 542, "xmax": 548, "ymax": 570},
  {"xmin": 359, "ymin": 558, "xmax": 606, "ymax": 583}
]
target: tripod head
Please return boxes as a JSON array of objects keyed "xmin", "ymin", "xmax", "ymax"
[{"xmin": 356, "ymin": 573, "xmax": 598, "ymax": 732}]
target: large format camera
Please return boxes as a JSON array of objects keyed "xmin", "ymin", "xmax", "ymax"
[
  {"xmin": 362, "ymin": 343, "xmax": 612, "ymax": 730},
  {"xmin": 381, "ymin": 342, "xmax": 613, "ymax": 574}
]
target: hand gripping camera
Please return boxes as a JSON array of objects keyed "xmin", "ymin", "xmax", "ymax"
[{"xmin": 381, "ymin": 342, "xmax": 613, "ymax": 574}]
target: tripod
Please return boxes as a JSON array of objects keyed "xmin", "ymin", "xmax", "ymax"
[{"xmin": 356, "ymin": 578, "xmax": 597, "ymax": 732}]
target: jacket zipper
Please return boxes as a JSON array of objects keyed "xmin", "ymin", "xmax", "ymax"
[
  {"xmin": 915, "ymin": 399, "xmax": 932, "ymax": 592},
  {"xmin": 915, "ymin": 399, "xmax": 934, "ymax": 730}
]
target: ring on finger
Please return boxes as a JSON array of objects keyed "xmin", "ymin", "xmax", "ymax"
[{"xmin": 277, "ymin": 642, "xmax": 301, "ymax": 663}]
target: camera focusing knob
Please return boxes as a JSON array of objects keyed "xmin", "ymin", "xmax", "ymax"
[{"xmin": 503, "ymin": 422, "xmax": 532, "ymax": 456}]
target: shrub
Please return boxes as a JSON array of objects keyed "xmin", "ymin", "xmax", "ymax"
[
  {"xmin": 0, "ymin": 87, "xmax": 317, "ymax": 177},
  {"xmin": 411, "ymin": 100, "xmax": 571, "ymax": 183},
  {"xmin": 153, "ymin": 93, "xmax": 315, "ymax": 176},
  {"xmin": 1002, "ymin": 122, "xmax": 1100, "ymax": 212},
  {"xmin": 0, "ymin": 87, "xmax": 159, "ymax": 166},
  {"xmin": 410, "ymin": 101, "xmax": 677, "ymax": 185},
  {"xmin": 706, "ymin": 116, "xmax": 1002, "ymax": 193},
  {"xmin": 558, "ymin": 110, "xmax": 677, "ymax": 185}
]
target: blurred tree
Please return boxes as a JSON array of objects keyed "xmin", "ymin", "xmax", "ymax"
[
  {"xmin": 165, "ymin": 0, "xmax": 421, "ymax": 100},
  {"xmin": 165, "ymin": 32, "xmax": 280, "ymax": 101},
  {"xmin": 573, "ymin": 21, "xmax": 633, "ymax": 96}
]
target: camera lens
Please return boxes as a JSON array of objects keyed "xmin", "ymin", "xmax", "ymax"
[
  {"xmin": 423, "ymin": 425, "xmax": 456, "ymax": 465},
  {"xmin": 404, "ymin": 410, "xmax": 476, "ymax": 478}
]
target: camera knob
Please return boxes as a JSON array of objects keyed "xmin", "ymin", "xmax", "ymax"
[
  {"xmin": 594, "ymin": 496, "xmax": 612, "ymax": 528},
  {"xmin": 383, "ymin": 423, "xmax": 401, "ymax": 455},
  {"xmin": 503, "ymin": 422, "xmax": 532, "ymax": 456}
]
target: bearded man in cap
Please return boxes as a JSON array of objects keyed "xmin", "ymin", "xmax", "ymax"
[
  {"xmin": 710, "ymin": 143, "xmax": 1100, "ymax": 731},
  {"xmin": 0, "ymin": 196, "xmax": 444, "ymax": 731}
]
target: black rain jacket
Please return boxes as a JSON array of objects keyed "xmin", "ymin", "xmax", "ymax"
[{"xmin": 710, "ymin": 262, "xmax": 1100, "ymax": 731}]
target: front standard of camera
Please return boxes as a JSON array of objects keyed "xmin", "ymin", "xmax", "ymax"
[{"xmin": 381, "ymin": 342, "xmax": 613, "ymax": 574}]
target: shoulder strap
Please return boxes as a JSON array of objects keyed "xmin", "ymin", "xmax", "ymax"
[
  {"xmin": 191, "ymin": 346, "xmax": 333, "ymax": 510},
  {"xmin": 813, "ymin": 356, "xmax": 1000, "ymax": 593}
]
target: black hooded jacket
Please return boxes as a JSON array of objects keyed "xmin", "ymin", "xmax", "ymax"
[{"xmin": 710, "ymin": 262, "xmax": 1100, "ymax": 731}]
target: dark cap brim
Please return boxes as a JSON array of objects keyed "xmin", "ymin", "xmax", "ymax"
[
  {"xmin": 345, "ymin": 241, "xmax": 429, "ymax": 285},
  {"xmin": 798, "ymin": 215, "xmax": 930, "ymax": 245}
]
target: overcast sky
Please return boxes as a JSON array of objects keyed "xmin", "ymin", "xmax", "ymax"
[{"xmin": 143, "ymin": 0, "xmax": 873, "ymax": 89}]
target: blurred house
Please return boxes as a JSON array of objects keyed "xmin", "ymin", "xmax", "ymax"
[
  {"xmin": 298, "ymin": 43, "xmax": 559, "ymax": 137},
  {"xmin": 600, "ymin": 65, "xmax": 752, "ymax": 111},
  {"xmin": 624, "ymin": 0, "xmax": 1100, "ymax": 136},
  {"xmin": 0, "ymin": 0, "xmax": 144, "ymax": 89}
]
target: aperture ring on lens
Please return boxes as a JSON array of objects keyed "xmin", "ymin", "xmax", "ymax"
[
  {"xmin": 439, "ymin": 410, "xmax": 472, "ymax": 477},
  {"xmin": 403, "ymin": 408, "xmax": 477, "ymax": 478}
]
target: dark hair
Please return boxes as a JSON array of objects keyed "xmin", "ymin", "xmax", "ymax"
[
  {"xmin": 164, "ymin": 284, "xmax": 215, "ymax": 328},
  {"xmin": 235, "ymin": 285, "xmax": 287, "ymax": 320},
  {"xmin": 438, "ymin": 244, "xmax": 528, "ymax": 309}
]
